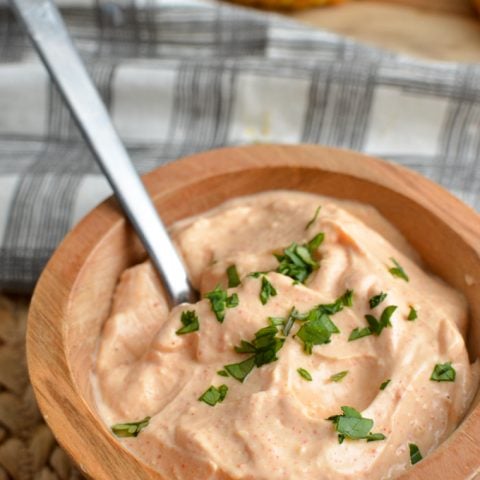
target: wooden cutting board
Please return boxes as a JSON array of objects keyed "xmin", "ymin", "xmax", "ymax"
[{"xmin": 289, "ymin": 0, "xmax": 480, "ymax": 62}]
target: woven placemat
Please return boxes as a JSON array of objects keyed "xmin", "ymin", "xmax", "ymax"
[{"xmin": 0, "ymin": 295, "xmax": 82, "ymax": 480}]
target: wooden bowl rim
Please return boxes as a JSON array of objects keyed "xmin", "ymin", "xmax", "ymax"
[{"xmin": 27, "ymin": 144, "xmax": 480, "ymax": 480}]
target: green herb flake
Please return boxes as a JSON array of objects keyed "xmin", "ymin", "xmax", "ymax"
[
  {"xmin": 198, "ymin": 384, "xmax": 229, "ymax": 406},
  {"xmin": 283, "ymin": 306, "xmax": 304, "ymax": 336},
  {"xmin": 369, "ymin": 292, "xmax": 387, "ymax": 309},
  {"xmin": 175, "ymin": 310, "xmax": 200, "ymax": 335},
  {"xmin": 226, "ymin": 265, "xmax": 241, "ymax": 288},
  {"xmin": 407, "ymin": 305, "xmax": 418, "ymax": 321},
  {"xmin": 204, "ymin": 285, "xmax": 239, "ymax": 323},
  {"xmin": 367, "ymin": 433, "xmax": 387, "ymax": 442},
  {"xmin": 259, "ymin": 276, "xmax": 277, "ymax": 305},
  {"xmin": 409, "ymin": 443, "xmax": 423, "ymax": 465},
  {"xmin": 388, "ymin": 258, "xmax": 409, "ymax": 282},
  {"xmin": 380, "ymin": 379, "xmax": 391, "ymax": 390},
  {"xmin": 224, "ymin": 356, "xmax": 256, "ymax": 383},
  {"xmin": 296, "ymin": 310, "xmax": 339, "ymax": 354},
  {"xmin": 111, "ymin": 416, "xmax": 150, "ymax": 438},
  {"xmin": 305, "ymin": 206, "xmax": 321, "ymax": 230},
  {"xmin": 348, "ymin": 327, "xmax": 372, "ymax": 342},
  {"xmin": 327, "ymin": 406, "xmax": 385, "ymax": 443},
  {"xmin": 217, "ymin": 370, "xmax": 229, "ymax": 377},
  {"xmin": 275, "ymin": 232, "xmax": 324, "ymax": 283},
  {"xmin": 330, "ymin": 370, "xmax": 349, "ymax": 383},
  {"xmin": 228, "ymin": 323, "xmax": 287, "ymax": 382},
  {"xmin": 319, "ymin": 290, "xmax": 354, "ymax": 315},
  {"xmin": 430, "ymin": 362, "xmax": 456, "ymax": 382},
  {"xmin": 297, "ymin": 367, "xmax": 313, "ymax": 381},
  {"xmin": 363, "ymin": 305, "xmax": 397, "ymax": 337}
]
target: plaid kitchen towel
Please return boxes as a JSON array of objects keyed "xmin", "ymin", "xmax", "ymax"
[{"xmin": 0, "ymin": 0, "xmax": 479, "ymax": 292}]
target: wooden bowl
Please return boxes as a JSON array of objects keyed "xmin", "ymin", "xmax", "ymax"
[{"xmin": 27, "ymin": 145, "xmax": 480, "ymax": 479}]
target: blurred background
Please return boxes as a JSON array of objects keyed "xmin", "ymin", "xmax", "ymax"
[{"xmin": 0, "ymin": 0, "xmax": 479, "ymax": 478}]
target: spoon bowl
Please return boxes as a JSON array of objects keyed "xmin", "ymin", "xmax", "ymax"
[{"xmin": 28, "ymin": 145, "xmax": 480, "ymax": 480}]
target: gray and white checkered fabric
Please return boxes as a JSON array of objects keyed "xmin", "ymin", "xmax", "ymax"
[{"xmin": 0, "ymin": 0, "xmax": 479, "ymax": 292}]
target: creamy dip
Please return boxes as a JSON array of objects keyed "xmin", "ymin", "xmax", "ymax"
[{"xmin": 93, "ymin": 191, "xmax": 479, "ymax": 480}]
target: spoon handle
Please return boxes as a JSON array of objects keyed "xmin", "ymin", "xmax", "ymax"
[{"xmin": 10, "ymin": 0, "xmax": 195, "ymax": 305}]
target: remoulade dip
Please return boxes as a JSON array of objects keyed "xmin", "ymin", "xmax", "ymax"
[{"xmin": 93, "ymin": 191, "xmax": 479, "ymax": 480}]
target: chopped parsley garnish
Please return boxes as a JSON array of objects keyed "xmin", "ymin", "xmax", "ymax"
[
  {"xmin": 305, "ymin": 206, "xmax": 321, "ymax": 230},
  {"xmin": 349, "ymin": 305, "xmax": 397, "ymax": 341},
  {"xmin": 380, "ymin": 379, "xmax": 391, "ymax": 390},
  {"xmin": 330, "ymin": 370, "xmax": 349, "ymax": 382},
  {"xmin": 226, "ymin": 325, "xmax": 286, "ymax": 383},
  {"xmin": 430, "ymin": 362, "xmax": 456, "ymax": 382},
  {"xmin": 369, "ymin": 292, "xmax": 387, "ymax": 309},
  {"xmin": 204, "ymin": 285, "xmax": 239, "ymax": 323},
  {"xmin": 296, "ymin": 309, "xmax": 340, "ymax": 354},
  {"xmin": 297, "ymin": 368, "xmax": 313, "ymax": 381},
  {"xmin": 407, "ymin": 305, "xmax": 418, "ymax": 321},
  {"xmin": 217, "ymin": 369, "xmax": 229, "ymax": 377},
  {"xmin": 409, "ymin": 443, "xmax": 423, "ymax": 465},
  {"xmin": 248, "ymin": 271, "xmax": 267, "ymax": 278},
  {"xmin": 111, "ymin": 416, "xmax": 150, "ymax": 438},
  {"xmin": 318, "ymin": 289, "xmax": 354, "ymax": 314},
  {"xmin": 224, "ymin": 356, "xmax": 256, "ymax": 382},
  {"xmin": 327, "ymin": 406, "xmax": 385, "ymax": 444},
  {"xmin": 226, "ymin": 264, "xmax": 241, "ymax": 288},
  {"xmin": 366, "ymin": 305, "xmax": 397, "ymax": 335},
  {"xmin": 275, "ymin": 232, "xmax": 324, "ymax": 283},
  {"xmin": 388, "ymin": 258, "xmax": 409, "ymax": 282},
  {"xmin": 175, "ymin": 310, "xmax": 200, "ymax": 335},
  {"xmin": 348, "ymin": 327, "xmax": 372, "ymax": 341},
  {"xmin": 283, "ymin": 306, "xmax": 305, "ymax": 336},
  {"xmin": 268, "ymin": 316, "xmax": 286, "ymax": 327},
  {"xmin": 366, "ymin": 433, "xmax": 387, "ymax": 442},
  {"xmin": 292, "ymin": 290, "xmax": 353, "ymax": 353},
  {"xmin": 198, "ymin": 385, "xmax": 228, "ymax": 406},
  {"xmin": 259, "ymin": 276, "xmax": 277, "ymax": 305}
]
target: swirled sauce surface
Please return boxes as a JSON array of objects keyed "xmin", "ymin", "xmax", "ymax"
[{"xmin": 93, "ymin": 191, "xmax": 479, "ymax": 480}]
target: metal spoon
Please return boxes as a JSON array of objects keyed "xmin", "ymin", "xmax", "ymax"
[{"xmin": 10, "ymin": 0, "xmax": 196, "ymax": 305}]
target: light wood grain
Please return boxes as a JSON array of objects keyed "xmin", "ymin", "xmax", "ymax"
[
  {"xmin": 290, "ymin": 1, "xmax": 480, "ymax": 62},
  {"xmin": 28, "ymin": 145, "xmax": 480, "ymax": 480}
]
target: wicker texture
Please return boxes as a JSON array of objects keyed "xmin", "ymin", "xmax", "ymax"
[{"xmin": 0, "ymin": 296, "xmax": 81, "ymax": 480}]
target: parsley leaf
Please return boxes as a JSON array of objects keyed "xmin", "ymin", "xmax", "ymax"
[
  {"xmin": 330, "ymin": 370, "xmax": 349, "ymax": 382},
  {"xmin": 380, "ymin": 379, "xmax": 391, "ymax": 390},
  {"xmin": 369, "ymin": 292, "xmax": 387, "ymax": 309},
  {"xmin": 111, "ymin": 416, "xmax": 150, "ymax": 438},
  {"xmin": 259, "ymin": 276, "xmax": 277, "ymax": 305},
  {"xmin": 305, "ymin": 206, "xmax": 321, "ymax": 230},
  {"xmin": 296, "ymin": 310, "xmax": 339, "ymax": 354},
  {"xmin": 283, "ymin": 306, "xmax": 305, "ymax": 336},
  {"xmin": 430, "ymin": 362, "xmax": 456, "ymax": 382},
  {"xmin": 409, "ymin": 443, "xmax": 423, "ymax": 465},
  {"xmin": 388, "ymin": 258, "xmax": 409, "ymax": 282},
  {"xmin": 217, "ymin": 370, "xmax": 229, "ymax": 377},
  {"xmin": 226, "ymin": 265, "xmax": 241, "ymax": 288},
  {"xmin": 204, "ymin": 285, "xmax": 239, "ymax": 323},
  {"xmin": 355, "ymin": 305, "xmax": 397, "ymax": 340},
  {"xmin": 275, "ymin": 232, "xmax": 324, "ymax": 283},
  {"xmin": 327, "ymin": 406, "xmax": 385, "ymax": 444},
  {"xmin": 407, "ymin": 305, "xmax": 418, "ymax": 321},
  {"xmin": 198, "ymin": 385, "xmax": 228, "ymax": 406},
  {"xmin": 297, "ymin": 368, "xmax": 313, "ymax": 381},
  {"xmin": 227, "ymin": 324, "xmax": 286, "ymax": 382},
  {"xmin": 224, "ymin": 356, "xmax": 256, "ymax": 382},
  {"xmin": 292, "ymin": 290, "xmax": 352, "ymax": 353},
  {"xmin": 348, "ymin": 327, "xmax": 372, "ymax": 341},
  {"xmin": 319, "ymin": 289, "xmax": 354, "ymax": 315},
  {"xmin": 175, "ymin": 310, "xmax": 200, "ymax": 335}
]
